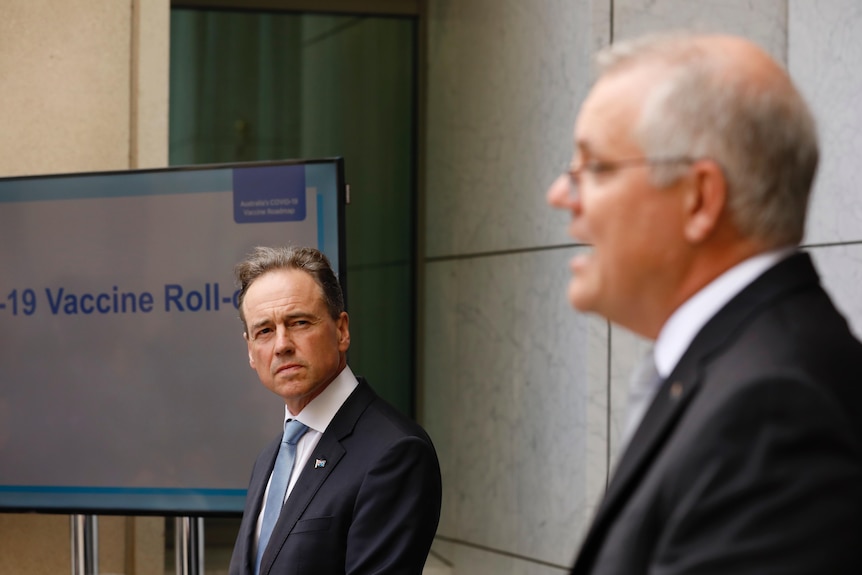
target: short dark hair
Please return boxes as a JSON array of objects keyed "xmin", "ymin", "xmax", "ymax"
[{"xmin": 234, "ymin": 246, "xmax": 345, "ymax": 331}]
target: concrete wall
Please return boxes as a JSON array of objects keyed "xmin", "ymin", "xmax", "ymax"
[{"xmin": 423, "ymin": 0, "xmax": 862, "ymax": 572}]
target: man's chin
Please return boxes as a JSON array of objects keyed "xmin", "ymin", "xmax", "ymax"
[{"xmin": 567, "ymin": 283, "xmax": 598, "ymax": 313}]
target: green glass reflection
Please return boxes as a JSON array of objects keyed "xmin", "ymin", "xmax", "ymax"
[{"xmin": 169, "ymin": 9, "xmax": 416, "ymax": 416}]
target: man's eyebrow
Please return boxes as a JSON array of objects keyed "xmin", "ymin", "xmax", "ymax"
[
  {"xmin": 575, "ymin": 139, "xmax": 595, "ymax": 157},
  {"xmin": 249, "ymin": 318, "xmax": 274, "ymax": 333},
  {"xmin": 250, "ymin": 311, "xmax": 316, "ymax": 331}
]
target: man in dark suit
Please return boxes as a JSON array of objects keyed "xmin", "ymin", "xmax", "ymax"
[
  {"xmin": 228, "ymin": 246, "xmax": 441, "ymax": 575},
  {"xmin": 547, "ymin": 32, "xmax": 862, "ymax": 573}
]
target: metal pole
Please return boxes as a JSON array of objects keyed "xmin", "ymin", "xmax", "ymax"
[
  {"xmin": 175, "ymin": 516, "xmax": 205, "ymax": 575},
  {"xmin": 70, "ymin": 514, "xmax": 98, "ymax": 575}
]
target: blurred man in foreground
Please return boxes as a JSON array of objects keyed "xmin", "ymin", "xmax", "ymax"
[{"xmin": 548, "ymin": 32, "xmax": 862, "ymax": 574}]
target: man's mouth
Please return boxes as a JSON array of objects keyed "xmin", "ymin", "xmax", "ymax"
[
  {"xmin": 570, "ymin": 252, "xmax": 591, "ymax": 275},
  {"xmin": 274, "ymin": 363, "xmax": 303, "ymax": 375}
]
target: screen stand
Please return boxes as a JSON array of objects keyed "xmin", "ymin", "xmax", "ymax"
[
  {"xmin": 175, "ymin": 516, "xmax": 205, "ymax": 575},
  {"xmin": 70, "ymin": 514, "xmax": 98, "ymax": 575}
]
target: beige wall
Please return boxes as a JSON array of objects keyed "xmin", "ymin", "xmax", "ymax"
[
  {"xmin": 0, "ymin": 0, "xmax": 167, "ymax": 178},
  {"xmin": 0, "ymin": 1, "xmax": 168, "ymax": 573}
]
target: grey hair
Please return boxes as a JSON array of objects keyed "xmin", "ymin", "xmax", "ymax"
[
  {"xmin": 234, "ymin": 245, "xmax": 345, "ymax": 330},
  {"xmin": 596, "ymin": 32, "xmax": 819, "ymax": 247}
]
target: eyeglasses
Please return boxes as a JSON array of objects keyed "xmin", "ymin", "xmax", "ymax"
[{"xmin": 564, "ymin": 155, "xmax": 696, "ymax": 198}]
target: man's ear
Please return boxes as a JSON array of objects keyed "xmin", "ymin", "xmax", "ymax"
[
  {"xmin": 683, "ymin": 159, "xmax": 727, "ymax": 243},
  {"xmin": 336, "ymin": 312, "xmax": 350, "ymax": 352}
]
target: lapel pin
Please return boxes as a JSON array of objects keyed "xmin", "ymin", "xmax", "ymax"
[
  {"xmin": 314, "ymin": 458, "xmax": 327, "ymax": 469},
  {"xmin": 669, "ymin": 382, "xmax": 684, "ymax": 400}
]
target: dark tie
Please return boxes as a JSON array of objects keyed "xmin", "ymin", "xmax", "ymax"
[{"xmin": 255, "ymin": 419, "xmax": 309, "ymax": 575}]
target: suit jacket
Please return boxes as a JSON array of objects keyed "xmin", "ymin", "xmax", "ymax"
[
  {"xmin": 229, "ymin": 377, "xmax": 442, "ymax": 575},
  {"xmin": 572, "ymin": 252, "xmax": 862, "ymax": 574}
]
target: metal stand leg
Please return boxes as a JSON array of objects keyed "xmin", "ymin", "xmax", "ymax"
[
  {"xmin": 175, "ymin": 516, "xmax": 205, "ymax": 575},
  {"xmin": 70, "ymin": 514, "xmax": 98, "ymax": 575}
]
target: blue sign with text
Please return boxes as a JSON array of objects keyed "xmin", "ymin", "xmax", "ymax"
[{"xmin": 233, "ymin": 165, "xmax": 306, "ymax": 223}]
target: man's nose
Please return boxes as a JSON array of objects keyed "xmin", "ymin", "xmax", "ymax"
[
  {"xmin": 274, "ymin": 327, "xmax": 294, "ymax": 354},
  {"xmin": 547, "ymin": 173, "xmax": 579, "ymax": 210}
]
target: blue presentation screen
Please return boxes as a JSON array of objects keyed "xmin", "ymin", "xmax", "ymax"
[{"xmin": 0, "ymin": 158, "xmax": 345, "ymax": 515}]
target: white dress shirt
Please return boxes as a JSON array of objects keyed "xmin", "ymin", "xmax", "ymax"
[{"xmin": 627, "ymin": 248, "xmax": 795, "ymax": 443}]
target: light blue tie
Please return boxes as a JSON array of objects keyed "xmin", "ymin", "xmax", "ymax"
[
  {"xmin": 255, "ymin": 419, "xmax": 309, "ymax": 575},
  {"xmin": 621, "ymin": 348, "xmax": 661, "ymax": 450}
]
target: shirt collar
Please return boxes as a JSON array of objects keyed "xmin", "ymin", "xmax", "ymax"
[
  {"xmin": 283, "ymin": 365, "xmax": 359, "ymax": 434},
  {"xmin": 654, "ymin": 247, "xmax": 795, "ymax": 378}
]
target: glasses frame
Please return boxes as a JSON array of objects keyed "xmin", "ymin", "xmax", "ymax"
[{"xmin": 565, "ymin": 155, "xmax": 697, "ymax": 198}]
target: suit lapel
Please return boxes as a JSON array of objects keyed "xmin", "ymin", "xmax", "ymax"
[
  {"xmin": 572, "ymin": 252, "xmax": 820, "ymax": 573},
  {"xmin": 235, "ymin": 436, "xmax": 280, "ymax": 575},
  {"xmin": 258, "ymin": 379, "xmax": 377, "ymax": 575},
  {"xmin": 572, "ymin": 359, "xmax": 702, "ymax": 574}
]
